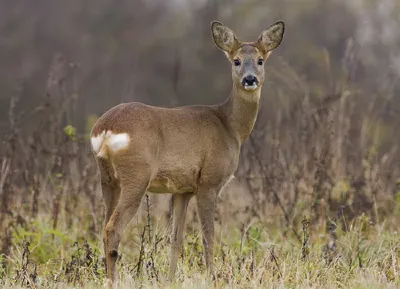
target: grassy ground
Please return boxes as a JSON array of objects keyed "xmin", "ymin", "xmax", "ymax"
[
  {"xmin": 2, "ymin": 32, "xmax": 399, "ymax": 287},
  {"xmin": 1, "ymin": 190, "xmax": 400, "ymax": 289}
]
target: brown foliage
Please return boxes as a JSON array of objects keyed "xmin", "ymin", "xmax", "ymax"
[{"xmin": 0, "ymin": 0, "xmax": 399, "ymax": 282}]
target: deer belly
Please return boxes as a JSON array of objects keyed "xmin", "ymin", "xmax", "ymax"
[{"xmin": 147, "ymin": 171, "xmax": 197, "ymax": 194}]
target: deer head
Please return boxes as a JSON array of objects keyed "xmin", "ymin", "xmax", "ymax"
[{"xmin": 211, "ymin": 21, "xmax": 285, "ymax": 92}]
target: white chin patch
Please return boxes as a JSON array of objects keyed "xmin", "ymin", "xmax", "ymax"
[{"xmin": 244, "ymin": 84, "xmax": 258, "ymax": 91}]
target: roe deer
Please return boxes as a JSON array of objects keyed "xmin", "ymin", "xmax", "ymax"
[{"xmin": 90, "ymin": 20, "xmax": 285, "ymax": 282}]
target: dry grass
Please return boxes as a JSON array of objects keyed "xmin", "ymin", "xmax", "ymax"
[
  {"xmin": 1, "ymin": 198, "xmax": 400, "ymax": 289},
  {"xmin": 1, "ymin": 18, "xmax": 400, "ymax": 287}
]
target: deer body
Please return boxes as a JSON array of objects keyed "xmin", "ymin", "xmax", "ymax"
[
  {"xmin": 92, "ymin": 101, "xmax": 242, "ymax": 194},
  {"xmin": 90, "ymin": 20, "xmax": 284, "ymax": 283}
]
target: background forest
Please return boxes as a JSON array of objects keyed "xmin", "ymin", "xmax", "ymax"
[{"xmin": 1, "ymin": 0, "xmax": 400, "ymax": 288}]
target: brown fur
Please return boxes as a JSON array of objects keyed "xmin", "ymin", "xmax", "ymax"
[{"xmin": 90, "ymin": 20, "xmax": 285, "ymax": 283}]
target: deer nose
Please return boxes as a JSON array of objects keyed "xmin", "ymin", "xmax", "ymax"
[{"xmin": 242, "ymin": 75, "xmax": 258, "ymax": 87}]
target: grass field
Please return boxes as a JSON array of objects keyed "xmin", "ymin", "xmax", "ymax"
[
  {"xmin": 1, "ymin": 32, "xmax": 400, "ymax": 287},
  {"xmin": 1, "ymin": 180, "xmax": 400, "ymax": 289}
]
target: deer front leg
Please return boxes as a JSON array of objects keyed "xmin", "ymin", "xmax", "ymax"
[
  {"xmin": 168, "ymin": 193, "xmax": 193, "ymax": 279},
  {"xmin": 196, "ymin": 187, "xmax": 218, "ymax": 277}
]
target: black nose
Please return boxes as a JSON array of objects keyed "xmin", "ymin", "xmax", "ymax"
[{"xmin": 242, "ymin": 75, "xmax": 258, "ymax": 86}]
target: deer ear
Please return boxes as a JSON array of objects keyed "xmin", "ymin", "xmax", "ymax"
[
  {"xmin": 257, "ymin": 21, "xmax": 285, "ymax": 52},
  {"xmin": 211, "ymin": 21, "xmax": 240, "ymax": 55}
]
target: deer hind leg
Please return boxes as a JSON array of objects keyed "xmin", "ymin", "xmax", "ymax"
[
  {"xmin": 103, "ymin": 159, "xmax": 151, "ymax": 282},
  {"xmin": 97, "ymin": 158, "xmax": 121, "ymax": 262},
  {"xmin": 168, "ymin": 193, "xmax": 193, "ymax": 279},
  {"xmin": 196, "ymin": 187, "xmax": 219, "ymax": 277},
  {"xmin": 97, "ymin": 158, "xmax": 121, "ymax": 272}
]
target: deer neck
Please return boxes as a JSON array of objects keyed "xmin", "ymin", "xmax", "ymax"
[{"xmin": 221, "ymin": 84, "xmax": 261, "ymax": 144}]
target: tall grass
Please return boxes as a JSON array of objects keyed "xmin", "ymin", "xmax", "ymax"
[{"xmin": 1, "ymin": 31, "xmax": 400, "ymax": 289}]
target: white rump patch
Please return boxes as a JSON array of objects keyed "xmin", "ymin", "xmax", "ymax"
[
  {"xmin": 107, "ymin": 133, "xmax": 130, "ymax": 153},
  {"xmin": 91, "ymin": 131, "xmax": 130, "ymax": 158},
  {"xmin": 91, "ymin": 131, "xmax": 105, "ymax": 154}
]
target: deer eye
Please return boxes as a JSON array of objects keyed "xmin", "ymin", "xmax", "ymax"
[
  {"xmin": 233, "ymin": 59, "xmax": 241, "ymax": 66},
  {"xmin": 257, "ymin": 58, "xmax": 264, "ymax": 66}
]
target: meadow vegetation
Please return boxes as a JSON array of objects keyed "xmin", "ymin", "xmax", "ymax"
[{"xmin": 1, "ymin": 0, "xmax": 400, "ymax": 288}]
